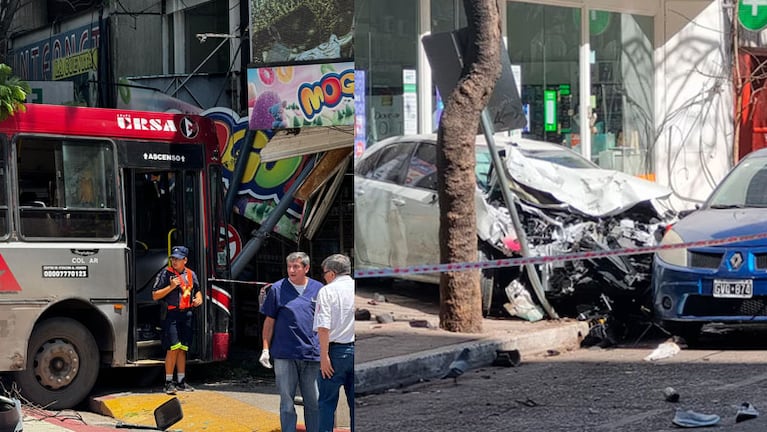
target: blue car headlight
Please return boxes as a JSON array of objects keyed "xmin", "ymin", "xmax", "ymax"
[{"xmin": 657, "ymin": 228, "xmax": 688, "ymax": 267}]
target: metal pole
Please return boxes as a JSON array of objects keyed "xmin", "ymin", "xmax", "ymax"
[
  {"xmin": 230, "ymin": 155, "xmax": 317, "ymax": 278},
  {"xmin": 479, "ymin": 109, "xmax": 559, "ymax": 319},
  {"xmin": 166, "ymin": 36, "xmax": 232, "ymax": 96},
  {"xmin": 224, "ymin": 129, "xmax": 256, "ymax": 216}
]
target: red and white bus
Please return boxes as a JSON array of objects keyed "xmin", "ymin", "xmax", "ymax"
[{"xmin": 0, "ymin": 104, "xmax": 231, "ymax": 408}]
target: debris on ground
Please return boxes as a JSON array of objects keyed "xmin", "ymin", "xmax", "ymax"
[
  {"xmin": 671, "ymin": 409, "xmax": 720, "ymax": 428},
  {"xmin": 736, "ymin": 402, "xmax": 759, "ymax": 423},
  {"xmin": 492, "ymin": 349, "xmax": 520, "ymax": 367},
  {"xmin": 355, "ymin": 308, "xmax": 372, "ymax": 321},
  {"xmin": 375, "ymin": 313, "xmax": 395, "ymax": 324},
  {"xmin": 644, "ymin": 339, "xmax": 681, "ymax": 362},
  {"xmin": 503, "ymin": 279, "xmax": 544, "ymax": 322},
  {"xmin": 408, "ymin": 319, "xmax": 437, "ymax": 329},
  {"xmin": 663, "ymin": 387, "xmax": 680, "ymax": 402}
]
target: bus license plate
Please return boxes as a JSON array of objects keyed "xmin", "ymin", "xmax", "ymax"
[{"xmin": 713, "ymin": 279, "xmax": 753, "ymax": 298}]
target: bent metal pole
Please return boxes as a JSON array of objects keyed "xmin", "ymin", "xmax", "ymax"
[{"xmin": 479, "ymin": 109, "xmax": 559, "ymax": 319}]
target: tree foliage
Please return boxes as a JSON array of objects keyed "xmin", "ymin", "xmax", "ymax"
[{"xmin": 0, "ymin": 63, "xmax": 30, "ymax": 121}]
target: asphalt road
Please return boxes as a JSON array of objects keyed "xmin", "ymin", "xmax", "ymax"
[{"xmin": 356, "ymin": 325, "xmax": 767, "ymax": 432}]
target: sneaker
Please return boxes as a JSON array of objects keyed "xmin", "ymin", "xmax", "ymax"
[
  {"xmin": 164, "ymin": 381, "xmax": 177, "ymax": 395},
  {"xmin": 176, "ymin": 379, "xmax": 194, "ymax": 392}
]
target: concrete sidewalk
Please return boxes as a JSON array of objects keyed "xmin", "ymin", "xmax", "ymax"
[{"xmin": 353, "ymin": 283, "xmax": 590, "ymax": 395}]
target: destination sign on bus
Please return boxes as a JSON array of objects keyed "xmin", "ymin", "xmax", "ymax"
[
  {"xmin": 42, "ymin": 265, "xmax": 88, "ymax": 278},
  {"xmin": 121, "ymin": 143, "xmax": 204, "ymax": 169}
]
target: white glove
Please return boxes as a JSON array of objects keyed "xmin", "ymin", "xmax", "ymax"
[{"xmin": 259, "ymin": 349, "xmax": 273, "ymax": 369}]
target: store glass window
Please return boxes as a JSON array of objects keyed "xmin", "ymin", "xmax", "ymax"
[
  {"xmin": 0, "ymin": 140, "xmax": 6, "ymax": 237},
  {"xmin": 507, "ymin": 3, "xmax": 581, "ymax": 146},
  {"xmin": 355, "ymin": 0, "xmax": 418, "ymax": 145},
  {"xmin": 590, "ymin": 11, "xmax": 654, "ymax": 176}
]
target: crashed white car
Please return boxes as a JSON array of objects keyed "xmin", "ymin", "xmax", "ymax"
[{"xmin": 354, "ymin": 134, "xmax": 675, "ymax": 316}]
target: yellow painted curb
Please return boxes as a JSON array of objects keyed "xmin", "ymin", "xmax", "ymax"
[{"xmin": 93, "ymin": 390, "xmax": 281, "ymax": 431}]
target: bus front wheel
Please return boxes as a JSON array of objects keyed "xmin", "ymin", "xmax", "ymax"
[{"xmin": 13, "ymin": 318, "xmax": 99, "ymax": 409}]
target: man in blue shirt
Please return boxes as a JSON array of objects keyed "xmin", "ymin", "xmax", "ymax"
[{"xmin": 260, "ymin": 252, "xmax": 323, "ymax": 432}]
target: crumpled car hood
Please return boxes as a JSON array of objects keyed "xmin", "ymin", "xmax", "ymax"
[{"xmin": 503, "ymin": 145, "xmax": 672, "ymax": 217}]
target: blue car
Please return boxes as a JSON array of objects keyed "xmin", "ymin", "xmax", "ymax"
[{"xmin": 653, "ymin": 148, "xmax": 767, "ymax": 341}]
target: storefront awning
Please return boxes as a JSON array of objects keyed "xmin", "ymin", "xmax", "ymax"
[{"xmin": 259, "ymin": 126, "xmax": 354, "ymax": 162}]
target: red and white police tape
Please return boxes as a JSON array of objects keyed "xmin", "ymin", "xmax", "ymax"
[{"xmin": 353, "ymin": 231, "xmax": 767, "ymax": 279}]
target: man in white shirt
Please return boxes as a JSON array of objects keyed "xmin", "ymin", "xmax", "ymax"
[{"xmin": 313, "ymin": 254, "xmax": 355, "ymax": 432}]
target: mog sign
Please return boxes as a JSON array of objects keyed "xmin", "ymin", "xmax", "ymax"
[{"xmin": 739, "ymin": 0, "xmax": 767, "ymax": 31}]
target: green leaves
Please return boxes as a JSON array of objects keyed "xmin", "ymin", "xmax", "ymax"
[{"xmin": 0, "ymin": 63, "xmax": 31, "ymax": 121}]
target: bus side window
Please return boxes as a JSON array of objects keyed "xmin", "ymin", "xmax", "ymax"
[{"xmin": 17, "ymin": 137, "xmax": 118, "ymax": 240}]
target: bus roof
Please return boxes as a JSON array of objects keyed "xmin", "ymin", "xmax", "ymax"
[{"xmin": 0, "ymin": 104, "xmax": 217, "ymax": 144}]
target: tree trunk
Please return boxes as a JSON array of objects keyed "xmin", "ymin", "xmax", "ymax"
[{"xmin": 437, "ymin": 0, "xmax": 501, "ymax": 333}]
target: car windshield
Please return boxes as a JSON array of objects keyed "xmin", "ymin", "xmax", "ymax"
[
  {"xmin": 518, "ymin": 148, "xmax": 598, "ymax": 169},
  {"xmin": 707, "ymin": 154, "xmax": 767, "ymax": 208}
]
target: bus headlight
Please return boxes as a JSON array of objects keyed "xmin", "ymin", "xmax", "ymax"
[{"xmin": 656, "ymin": 228, "xmax": 688, "ymax": 267}]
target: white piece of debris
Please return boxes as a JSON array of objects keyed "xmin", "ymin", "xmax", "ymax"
[
  {"xmin": 503, "ymin": 279, "xmax": 544, "ymax": 322},
  {"xmin": 644, "ymin": 339, "xmax": 681, "ymax": 362}
]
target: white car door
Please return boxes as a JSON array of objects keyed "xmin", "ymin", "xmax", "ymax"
[
  {"xmin": 391, "ymin": 142, "xmax": 440, "ymax": 268},
  {"xmin": 354, "ymin": 141, "xmax": 415, "ymax": 267}
]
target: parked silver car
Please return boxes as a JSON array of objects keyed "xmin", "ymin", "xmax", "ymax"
[{"xmin": 354, "ymin": 134, "xmax": 675, "ymax": 317}]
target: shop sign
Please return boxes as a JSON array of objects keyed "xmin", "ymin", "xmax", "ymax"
[
  {"xmin": 247, "ymin": 61, "xmax": 354, "ymax": 130},
  {"xmin": 354, "ymin": 70, "xmax": 367, "ymax": 159},
  {"xmin": 739, "ymin": 0, "xmax": 767, "ymax": 31},
  {"xmin": 544, "ymin": 90, "xmax": 558, "ymax": 132},
  {"xmin": 402, "ymin": 69, "xmax": 418, "ymax": 135}
]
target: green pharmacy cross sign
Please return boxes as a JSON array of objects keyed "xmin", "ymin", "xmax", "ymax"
[{"xmin": 740, "ymin": 0, "xmax": 767, "ymax": 31}]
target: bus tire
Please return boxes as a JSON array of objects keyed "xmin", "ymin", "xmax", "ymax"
[{"xmin": 12, "ymin": 318, "xmax": 99, "ymax": 409}]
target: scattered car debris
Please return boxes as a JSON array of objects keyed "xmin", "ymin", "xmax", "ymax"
[
  {"xmin": 644, "ymin": 339, "xmax": 681, "ymax": 362},
  {"xmin": 503, "ymin": 279, "xmax": 544, "ymax": 322},
  {"xmin": 375, "ymin": 313, "xmax": 395, "ymax": 324},
  {"xmin": 408, "ymin": 319, "xmax": 437, "ymax": 329},
  {"xmin": 355, "ymin": 134, "xmax": 677, "ymax": 329},
  {"xmin": 663, "ymin": 387, "xmax": 680, "ymax": 402},
  {"xmin": 736, "ymin": 402, "xmax": 759, "ymax": 423},
  {"xmin": 580, "ymin": 315, "xmax": 619, "ymax": 349},
  {"xmin": 355, "ymin": 308, "xmax": 372, "ymax": 321},
  {"xmin": 671, "ymin": 409, "xmax": 720, "ymax": 428},
  {"xmin": 492, "ymin": 349, "xmax": 521, "ymax": 367}
]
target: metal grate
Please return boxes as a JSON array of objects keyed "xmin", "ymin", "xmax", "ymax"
[
  {"xmin": 755, "ymin": 253, "xmax": 767, "ymax": 270},
  {"xmin": 683, "ymin": 296, "xmax": 767, "ymax": 317},
  {"xmin": 689, "ymin": 251, "xmax": 723, "ymax": 269}
]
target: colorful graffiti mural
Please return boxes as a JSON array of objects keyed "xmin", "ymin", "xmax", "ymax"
[
  {"xmin": 247, "ymin": 62, "xmax": 354, "ymax": 130},
  {"xmin": 203, "ymin": 108, "xmax": 307, "ymax": 242}
]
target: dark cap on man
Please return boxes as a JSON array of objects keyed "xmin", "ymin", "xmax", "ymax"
[{"xmin": 170, "ymin": 246, "xmax": 189, "ymax": 259}]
